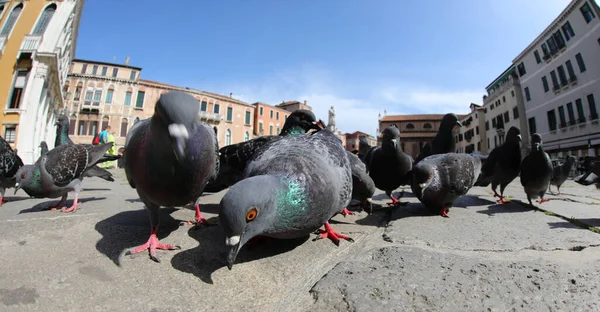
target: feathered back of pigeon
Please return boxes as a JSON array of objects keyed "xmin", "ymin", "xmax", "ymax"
[
  {"xmin": 43, "ymin": 143, "xmax": 114, "ymax": 187},
  {"xmin": 0, "ymin": 135, "xmax": 23, "ymax": 179}
]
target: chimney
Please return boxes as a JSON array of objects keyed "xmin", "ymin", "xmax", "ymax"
[
  {"xmin": 125, "ymin": 56, "xmax": 130, "ymax": 66},
  {"xmin": 229, "ymin": 92, "xmax": 232, "ymax": 98}
]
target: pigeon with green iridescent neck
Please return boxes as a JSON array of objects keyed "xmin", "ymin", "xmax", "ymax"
[
  {"xmin": 220, "ymin": 128, "xmax": 353, "ymax": 270},
  {"xmin": 54, "ymin": 114, "xmax": 115, "ymax": 182},
  {"xmin": 14, "ymin": 143, "xmax": 119, "ymax": 212},
  {"xmin": 203, "ymin": 109, "xmax": 323, "ymax": 193},
  {"xmin": 0, "ymin": 135, "xmax": 23, "ymax": 205}
]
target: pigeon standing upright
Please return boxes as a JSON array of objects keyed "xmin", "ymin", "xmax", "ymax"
[
  {"xmin": 14, "ymin": 143, "xmax": 118, "ymax": 212},
  {"xmin": 415, "ymin": 113, "xmax": 462, "ymax": 164},
  {"xmin": 219, "ymin": 129, "xmax": 353, "ymax": 269},
  {"xmin": 54, "ymin": 114, "xmax": 115, "ymax": 182},
  {"xmin": 520, "ymin": 133, "xmax": 553, "ymax": 206},
  {"xmin": 123, "ymin": 91, "xmax": 219, "ymax": 262},
  {"xmin": 549, "ymin": 155, "xmax": 576, "ymax": 195},
  {"xmin": 346, "ymin": 150, "xmax": 375, "ymax": 214},
  {"xmin": 0, "ymin": 135, "xmax": 23, "ymax": 205},
  {"xmin": 474, "ymin": 126, "xmax": 522, "ymax": 203},
  {"xmin": 39, "ymin": 141, "xmax": 49, "ymax": 157},
  {"xmin": 411, "ymin": 153, "xmax": 482, "ymax": 217},
  {"xmin": 360, "ymin": 125, "xmax": 412, "ymax": 207}
]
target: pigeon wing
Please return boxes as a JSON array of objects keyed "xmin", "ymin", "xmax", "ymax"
[{"xmin": 44, "ymin": 145, "xmax": 90, "ymax": 187}]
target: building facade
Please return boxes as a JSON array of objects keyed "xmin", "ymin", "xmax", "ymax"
[
  {"xmin": 480, "ymin": 65, "xmax": 529, "ymax": 155},
  {"xmin": 252, "ymin": 102, "xmax": 292, "ymax": 136},
  {"xmin": 455, "ymin": 104, "xmax": 486, "ymax": 154},
  {"xmin": 0, "ymin": 0, "xmax": 84, "ymax": 164},
  {"xmin": 512, "ymin": 0, "xmax": 600, "ymax": 158},
  {"xmin": 275, "ymin": 100, "xmax": 312, "ymax": 114},
  {"xmin": 379, "ymin": 114, "xmax": 447, "ymax": 159},
  {"xmin": 344, "ymin": 131, "xmax": 377, "ymax": 152},
  {"xmin": 65, "ymin": 59, "xmax": 254, "ymax": 149}
]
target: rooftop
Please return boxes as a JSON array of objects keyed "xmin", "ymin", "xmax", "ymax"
[
  {"xmin": 381, "ymin": 114, "xmax": 447, "ymax": 122},
  {"xmin": 72, "ymin": 58, "xmax": 142, "ymax": 71}
]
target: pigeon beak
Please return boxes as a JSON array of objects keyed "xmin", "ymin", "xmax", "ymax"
[
  {"xmin": 173, "ymin": 137, "xmax": 187, "ymax": 163},
  {"xmin": 517, "ymin": 135, "xmax": 522, "ymax": 141},
  {"xmin": 168, "ymin": 123, "xmax": 190, "ymax": 164},
  {"xmin": 226, "ymin": 243, "xmax": 241, "ymax": 270},
  {"xmin": 315, "ymin": 120, "xmax": 325, "ymax": 129},
  {"xmin": 14, "ymin": 183, "xmax": 20, "ymax": 195},
  {"xmin": 363, "ymin": 198, "xmax": 373, "ymax": 215},
  {"xmin": 456, "ymin": 121, "xmax": 463, "ymax": 127},
  {"xmin": 534, "ymin": 143, "xmax": 540, "ymax": 151},
  {"xmin": 391, "ymin": 138, "xmax": 398, "ymax": 148}
]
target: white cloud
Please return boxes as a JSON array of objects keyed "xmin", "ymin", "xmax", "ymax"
[{"xmin": 218, "ymin": 65, "xmax": 481, "ymax": 137}]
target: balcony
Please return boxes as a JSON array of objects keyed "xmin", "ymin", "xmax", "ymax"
[
  {"xmin": 569, "ymin": 76, "xmax": 578, "ymax": 85},
  {"xmin": 198, "ymin": 110, "xmax": 222, "ymax": 123},
  {"xmin": 19, "ymin": 35, "xmax": 42, "ymax": 53}
]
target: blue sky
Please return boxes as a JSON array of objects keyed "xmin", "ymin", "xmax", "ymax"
[{"xmin": 76, "ymin": 0, "xmax": 570, "ymax": 135}]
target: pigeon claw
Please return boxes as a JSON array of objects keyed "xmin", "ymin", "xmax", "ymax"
[
  {"xmin": 536, "ymin": 198, "xmax": 550, "ymax": 204},
  {"xmin": 341, "ymin": 208, "xmax": 355, "ymax": 217},
  {"xmin": 61, "ymin": 203, "xmax": 81, "ymax": 213},
  {"xmin": 496, "ymin": 197, "xmax": 510, "ymax": 204},
  {"xmin": 440, "ymin": 207, "xmax": 449, "ymax": 218},
  {"xmin": 386, "ymin": 195, "xmax": 409, "ymax": 207},
  {"xmin": 180, "ymin": 204, "xmax": 217, "ymax": 228},
  {"xmin": 126, "ymin": 231, "xmax": 181, "ymax": 263},
  {"xmin": 312, "ymin": 222, "xmax": 354, "ymax": 246}
]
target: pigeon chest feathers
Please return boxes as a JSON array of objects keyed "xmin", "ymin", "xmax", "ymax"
[{"xmin": 275, "ymin": 177, "xmax": 309, "ymax": 227}]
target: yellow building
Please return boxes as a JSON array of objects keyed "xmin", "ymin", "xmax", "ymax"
[{"xmin": 0, "ymin": 0, "xmax": 84, "ymax": 164}]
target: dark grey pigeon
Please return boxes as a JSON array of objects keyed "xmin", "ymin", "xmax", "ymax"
[
  {"xmin": 123, "ymin": 91, "xmax": 219, "ymax": 262},
  {"xmin": 54, "ymin": 114, "xmax": 115, "ymax": 182},
  {"xmin": 574, "ymin": 158, "xmax": 600, "ymax": 189},
  {"xmin": 415, "ymin": 113, "xmax": 462, "ymax": 164},
  {"xmin": 219, "ymin": 129, "xmax": 353, "ymax": 269},
  {"xmin": 411, "ymin": 153, "xmax": 482, "ymax": 217},
  {"xmin": 346, "ymin": 150, "xmax": 375, "ymax": 214},
  {"xmin": 549, "ymin": 155, "xmax": 576, "ymax": 195},
  {"xmin": 520, "ymin": 133, "xmax": 553, "ymax": 206},
  {"xmin": 0, "ymin": 135, "xmax": 23, "ymax": 205},
  {"xmin": 39, "ymin": 141, "xmax": 49, "ymax": 157},
  {"xmin": 360, "ymin": 125, "xmax": 413, "ymax": 207},
  {"xmin": 203, "ymin": 109, "xmax": 323, "ymax": 193},
  {"xmin": 14, "ymin": 143, "xmax": 117, "ymax": 212},
  {"xmin": 474, "ymin": 126, "xmax": 522, "ymax": 203}
]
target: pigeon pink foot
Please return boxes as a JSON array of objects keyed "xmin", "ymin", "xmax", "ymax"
[
  {"xmin": 313, "ymin": 222, "xmax": 354, "ymax": 246},
  {"xmin": 126, "ymin": 227, "xmax": 180, "ymax": 263}
]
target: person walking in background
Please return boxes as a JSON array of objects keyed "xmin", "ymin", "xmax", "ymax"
[{"xmin": 104, "ymin": 131, "xmax": 117, "ymax": 169}]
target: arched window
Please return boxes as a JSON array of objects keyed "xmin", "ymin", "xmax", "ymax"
[
  {"xmin": 68, "ymin": 114, "xmax": 77, "ymax": 136},
  {"xmin": 0, "ymin": 3, "xmax": 23, "ymax": 36},
  {"xmin": 74, "ymin": 82, "xmax": 83, "ymax": 101},
  {"xmin": 406, "ymin": 123, "xmax": 415, "ymax": 129},
  {"xmin": 105, "ymin": 85, "xmax": 114, "ymax": 104},
  {"xmin": 423, "ymin": 123, "xmax": 433, "ymax": 129},
  {"xmin": 101, "ymin": 116, "xmax": 109, "ymax": 130},
  {"xmin": 225, "ymin": 129, "xmax": 231, "ymax": 145},
  {"xmin": 32, "ymin": 3, "xmax": 56, "ymax": 35},
  {"xmin": 120, "ymin": 118, "xmax": 128, "ymax": 137},
  {"xmin": 244, "ymin": 131, "xmax": 249, "ymax": 142}
]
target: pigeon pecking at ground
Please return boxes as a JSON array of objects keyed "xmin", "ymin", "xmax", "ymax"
[
  {"xmin": 54, "ymin": 114, "xmax": 115, "ymax": 182},
  {"xmin": 219, "ymin": 128, "xmax": 353, "ymax": 270},
  {"xmin": 123, "ymin": 91, "xmax": 219, "ymax": 262},
  {"xmin": 411, "ymin": 153, "xmax": 482, "ymax": 218},
  {"xmin": 474, "ymin": 126, "xmax": 522, "ymax": 203},
  {"xmin": 360, "ymin": 125, "xmax": 413, "ymax": 207},
  {"xmin": 549, "ymin": 155, "xmax": 576, "ymax": 195},
  {"xmin": 14, "ymin": 143, "xmax": 118, "ymax": 212},
  {"xmin": 520, "ymin": 133, "xmax": 553, "ymax": 206},
  {"xmin": 414, "ymin": 113, "xmax": 462, "ymax": 164},
  {"xmin": 0, "ymin": 135, "xmax": 24, "ymax": 205}
]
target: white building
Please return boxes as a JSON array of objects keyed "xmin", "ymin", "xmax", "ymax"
[
  {"xmin": 0, "ymin": 0, "xmax": 84, "ymax": 164},
  {"xmin": 512, "ymin": 0, "xmax": 600, "ymax": 158},
  {"xmin": 455, "ymin": 103, "xmax": 486, "ymax": 154}
]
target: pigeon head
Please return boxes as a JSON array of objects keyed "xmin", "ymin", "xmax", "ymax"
[
  {"xmin": 530, "ymin": 133, "xmax": 543, "ymax": 151},
  {"xmin": 14, "ymin": 165, "xmax": 35, "ymax": 195},
  {"xmin": 505, "ymin": 126, "xmax": 522, "ymax": 144},
  {"xmin": 154, "ymin": 91, "xmax": 200, "ymax": 163},
  {"xmin": 566, "ymin": 155, "xmax": 576, "ymax": 165},
  {"xmin": 440, "ymin": 113, "xmax": 462, "ymax": 130},
  {"xmin": 412, "ymin": 163, "xmax": 439, "ymax": 196},
  {"xmin": 280, "ymin": 109, "xmax": 322, "ymax": 135},
  {"xmin": 55, "ymin": 114, "xmax": 69, "ymax": 127},
  {"xmin": 381, "ymin": 125, "xmax": 401, "ymax": 149},
  {"xmin": 219, "ymin": 175, "xmax": 283, "ymax": 269}
]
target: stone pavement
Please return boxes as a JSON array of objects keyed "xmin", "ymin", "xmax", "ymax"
[{"xmin": 0, "ymin": 169, "xmax": 599, "ymax": 311}]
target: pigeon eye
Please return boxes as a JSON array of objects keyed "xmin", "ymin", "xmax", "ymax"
[
  {"xmin": 428, "ymin": 173, "xmax": 433, "ymax": 179},
  {"xmin": 20, "ymin": 173, "xmax": 25, "ymax": 179},
  {"xmin": 246, "ymin": 208, "xmax": 258, "ymax": 222}
]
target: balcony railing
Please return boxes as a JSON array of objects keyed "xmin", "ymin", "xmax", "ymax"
[
  {"xmin": 591, "ymin": 114, "xmax": 599, "ymax": 121},
  {"xmin": 198, "ymin": 110, "xmax": 222, "ymax": 122},
  {"xmin": 19, "ymin": 35, "xmax": 42, "ymax": 53}
]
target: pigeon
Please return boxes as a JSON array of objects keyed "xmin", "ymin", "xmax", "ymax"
[
  {"xmin": 574, "ymin": 158, "xmax": 600, "ymax": 189},
  {"xmin": 360, "ymin": 125, "xmax": 413, "ymax": 207},
  {"xmin": 203, "ymin": 109, "xmax": 323, "ymax": 193},
  {"xmin": 549, "ymin": 155, "xmax": 576, "ymax": 195},
  {"xmin": 520, "ymin": 133, "xmax": 553, "ymax": 206},
  {"xmin": 123, "ymin": 91, "xmax": 219, "ymax": 262},
  {"xmin": 219, "ymin": 129, "xmax": 353, "ymax": 269},
  {"xmin": 415, "ymin": 113, "xmax": 462, "ymax": 164},
  {"xmin": 14, "ymin": 143, "xmax": 118, "ymax": 212},
  {"xmin": 39, "ymin": 141, "xmax": 49, "ymax": 157},
  {"xmin": 0, "ymin": 135, "xmax": 23, "ymax": 205},
  {"xmin": 473, "ymin": 126, "xmax": 522, "ymax": 203},
  {"xmin": 54, "ymin": 114, "xmax": 115, "ymax": 182},
  {"xmin": 346, "ymin": 150, "xmax": 375, "ymax": 214},
  {"xmin": 411, "ymin": 153, "xmax": 482, "ymax": 217}
]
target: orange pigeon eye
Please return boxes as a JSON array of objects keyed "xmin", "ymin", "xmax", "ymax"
[
  {"xmin": 428, "ymin": 173, "xmax": 433, "ymax": 179},
  {"xmin": 20, "ymin": 173, "xmax": 25, "ymax": 179},
  {"xmin": 246, "ymin": 208, "xmax": 258, "ymax": 222}
]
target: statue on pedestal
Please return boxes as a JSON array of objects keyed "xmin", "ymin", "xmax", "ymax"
[{"xmin": 328, "ymin": 106, "xmax": 336, "ymax": 132}]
